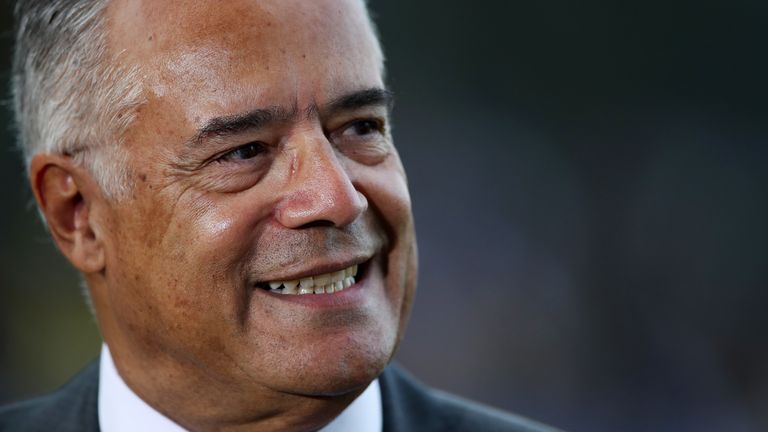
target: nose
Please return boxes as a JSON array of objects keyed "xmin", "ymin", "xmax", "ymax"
[{"xmin": 275, "ymin": 137, "xmax": 368, "ymax": 229}]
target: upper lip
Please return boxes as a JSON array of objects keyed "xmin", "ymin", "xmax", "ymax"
[{"xmin": 255, "ymin": 256, "xmax": 370, "ymax": 283}]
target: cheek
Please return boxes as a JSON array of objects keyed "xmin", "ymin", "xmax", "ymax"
[
  {"xmin": 109, "ymin": 192, "xmax": 263, "ymax": 325},
  {"xmin": 367, "ymin": 165, "xmax": 413, "ymax": 240},
  {"xmin": 162, "ymin": 190, "xmax": 268, "ymax": 257},
  {"xmin": 196, "ymin": 206, "xmax": 236, "ymax": 240},
  {"xmin": 155, "ymin": 195, "xmax": 259, "ymax": 299},
  {"xmin": 360, "ymin": 161, "xmax": 417, "ymax": 304}
]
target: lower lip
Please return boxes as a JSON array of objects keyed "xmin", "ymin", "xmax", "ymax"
[{"xmin": 254, "ymin": 265, "xmax": 372, "ymax": 309}]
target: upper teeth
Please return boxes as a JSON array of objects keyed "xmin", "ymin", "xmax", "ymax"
[{"xmin": 267, "ymin": 264, "xmax": 358, "ymax": 295}]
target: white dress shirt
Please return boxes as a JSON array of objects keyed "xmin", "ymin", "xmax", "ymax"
[{"xmin": 98, "ymin": 345, "xmax": 382, "ymax": 432}]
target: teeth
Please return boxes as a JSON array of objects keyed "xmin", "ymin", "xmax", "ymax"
[
  {"xmin": 314, "ymin": 273, "xmax": 331, "ymax": 285},
  {"xmin": 265, "ymin": 264, "xmax": 360, "ymax": 295},
  {"xmin": 283, "ymin": 280, "xmax": 298, "ymax": 294}
]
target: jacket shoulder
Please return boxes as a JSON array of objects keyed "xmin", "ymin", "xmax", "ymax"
[
  {"xmin": 379, "ymin": 364, "xmax": 563, "ymax": 432},
  {"xmin": 0, "ymin": 361, "xmax": 100, "ymax": 432}
]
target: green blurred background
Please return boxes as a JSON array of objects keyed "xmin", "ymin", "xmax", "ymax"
[{"xmin": 2, "ymin": 1, "xmax": 768, "ymax": 431}]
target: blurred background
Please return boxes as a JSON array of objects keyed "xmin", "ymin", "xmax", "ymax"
[{"xmin": 1, "ymin": 1, "xmax": 767, "ymax": 431}]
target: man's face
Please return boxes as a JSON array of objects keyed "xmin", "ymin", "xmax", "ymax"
[{"xmin": 94, "ymin": 0, "xmax": 417, "ymax": 399}]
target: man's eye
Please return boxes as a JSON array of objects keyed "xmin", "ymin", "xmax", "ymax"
[
  {"xmin": 342, "ymin": 119, "xmax": 383, "ymax": 137},
  {"xmin": 218, "ymin": 142, "xmax": 265, "ymax": 162}
]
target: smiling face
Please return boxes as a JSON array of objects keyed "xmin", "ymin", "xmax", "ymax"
[{"xmin": 87, "ymin": 0, "xmax": 417, "ymax": 427}]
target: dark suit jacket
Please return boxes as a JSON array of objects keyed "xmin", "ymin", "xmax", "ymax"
[{"xmin": 0, "ymin": 361, "xmax": 560, "ymax": 431}]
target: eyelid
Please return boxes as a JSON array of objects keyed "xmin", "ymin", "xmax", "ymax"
[
  {"xmin": 212, "ymin": 141, "xmax": 268, "ymax": 164},
  {"xmin": 328, "ymin": 117, "xmax": 392, "ymax": 166},
  {"xmin": 336, "ymin": 117, "xmax": 387, "ymax": 136}
]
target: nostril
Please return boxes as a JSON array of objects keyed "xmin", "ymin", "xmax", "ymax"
[{"xmin": 297, "ymin": 219, "xmax": 336, "ymax": 229}]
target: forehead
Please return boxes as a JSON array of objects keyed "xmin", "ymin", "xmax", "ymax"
[{"xmin": 106, "ymin": 0, "xmax": 383, "ymax": 116}]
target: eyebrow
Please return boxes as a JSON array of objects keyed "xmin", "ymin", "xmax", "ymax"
[
  {"xmin": 326, "ymin": 87, "xmax": 394, "ymax": 113},
  {"xmin": 188, "ymin": 87, "xmax": 394, "ymax": 147}
]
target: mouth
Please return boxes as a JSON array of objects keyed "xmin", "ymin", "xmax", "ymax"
[{"xmin": 255, "ymin": 262, "xmax": 365, "ymax": 295}]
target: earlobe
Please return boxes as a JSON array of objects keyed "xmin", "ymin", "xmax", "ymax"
[{"xmin": 29, "ymin": 154, "xmax": 106, "ymax": 274}]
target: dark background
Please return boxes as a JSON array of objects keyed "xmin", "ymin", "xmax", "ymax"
[{"xmin": 2, "ymin": 1, "xmax": 767, "ymax": 431}]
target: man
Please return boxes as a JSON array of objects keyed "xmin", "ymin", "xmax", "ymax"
[{"xmin": 1, "ymin": 0, "xmax": 559, "ymax": 431}]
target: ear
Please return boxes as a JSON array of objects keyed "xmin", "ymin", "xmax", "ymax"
[{"xmin": 29, "ymin": 153, "xmax": 106, "ymax": 274}]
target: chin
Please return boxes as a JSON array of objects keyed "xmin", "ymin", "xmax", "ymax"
[{"xmin": 278, "ymin": 332, "xmax": 396, "ymax": 397}]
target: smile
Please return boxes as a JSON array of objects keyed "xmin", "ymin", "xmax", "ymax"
[{"xmin": 261, "ymin": 264, "xmax": 359, "ymax": 295}]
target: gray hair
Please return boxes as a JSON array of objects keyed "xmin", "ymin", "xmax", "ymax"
[
  {"xmin": 12, "ymin": 0, "xmax": 144, "ymax": 197},
  {"xmin": 12, "ymin": 0, "xmax": 383, "ymax": 198}
]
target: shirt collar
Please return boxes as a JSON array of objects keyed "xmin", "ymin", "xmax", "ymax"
[{"xmin": 98, "ymin": 344, "xmax": 382, "ymax": 432}]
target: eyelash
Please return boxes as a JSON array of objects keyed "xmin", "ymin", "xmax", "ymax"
[
  {"xmin": 213, "ymin": 118, "xmax": 386, "ymax": 163},
  {"xmin": 216, "ymin": 142, "xmax": 266, "ymax": 163},
  {"xmin": 341, "ymin": 119, "xmax": 385, "ymax": 136}
]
